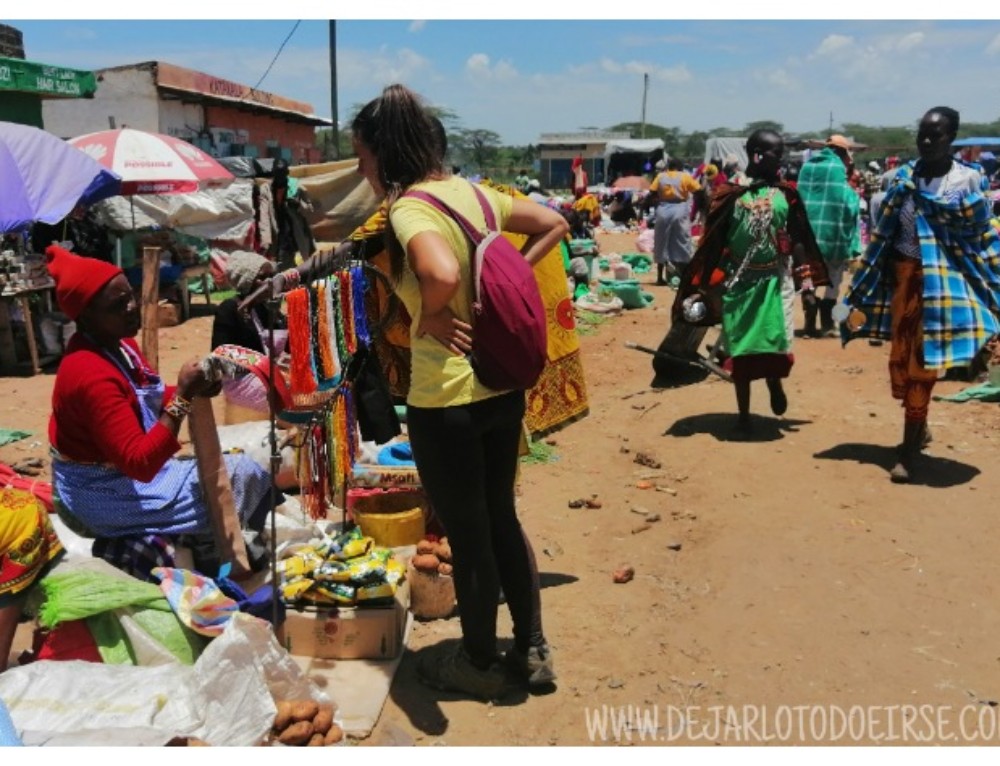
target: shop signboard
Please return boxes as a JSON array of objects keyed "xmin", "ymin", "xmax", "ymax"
[{"xmin": 0, "ymin": 56, "xmax": 97, "ymax": 98}]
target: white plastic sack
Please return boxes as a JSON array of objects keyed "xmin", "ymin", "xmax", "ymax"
[
  {"xmin": 636, "ymin": 227, "xmax": 655, "ymax": 254},
  {"xmin": 0, "ymin": 613, "xmax": 330, "ymax": 746},
  {"xmin": 217, "ymin": 420, "xmax": 298, "ymax": 488},
  {"xmin": 575, "ymin": 292, "xmax": 624, "ymax": 315}
]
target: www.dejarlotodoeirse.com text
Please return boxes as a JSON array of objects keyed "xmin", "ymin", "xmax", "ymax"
[{"xmin": 584, "ymin": 704, "xmax": 1000, "ymax": 743}]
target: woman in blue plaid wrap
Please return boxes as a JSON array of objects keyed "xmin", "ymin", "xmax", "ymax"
[{"xmin": 844, "ymin": 107, "xmax": 1000, "ymax": 483}]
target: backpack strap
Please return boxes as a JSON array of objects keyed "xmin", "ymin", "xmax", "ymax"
[
  {"xmin": 402, "ymin": 182, "xmax": 504, "ymax": 308},
  {"xmin": 402, "ymin": 181, "xmax": 500, "ymax": 244}
]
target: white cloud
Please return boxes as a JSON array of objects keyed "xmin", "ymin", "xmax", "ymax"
[
  {"xmin": 338, "ymin": 46, "xmax": 432, "ymax": 89},
  {"xmin": 766, "ymin": 67, "xmax": 798, "ymax": 91},
  {"xmin": 598, "ymin": 57, "xmax": 691, "ymax": 83},
  {"xmin": 599, "ymin": 57, "xmax": 623, "ymax": 75},
  {"xmin": 465, "ymin": 53, "xmax": 491, "ymax": 75},
  {"xmin": 463, "ymin": 53, "xmax": 518, "ymax": 81},
  {"xmin": 650, "ymin": 63, "xmax": 692, "ymax": 84},
  {"xmin": 895, "ymin": 32, "xmax": 924, "ymax": 51},
  {"xmin": 814, "ymin": 34, "xmax": 853, "ymax": 56},
  {"xmin": 408, "ymin": 21, "xmax": 426, "ymax": 33}
]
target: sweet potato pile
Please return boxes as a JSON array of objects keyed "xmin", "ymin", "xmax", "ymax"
[
  {"xmin": 268, "ymin": 700, "xmax": 343, "ymax": 746},
  {"xmin": 410, "ymin": 536, "xmax": 453, "ymax": 576}
]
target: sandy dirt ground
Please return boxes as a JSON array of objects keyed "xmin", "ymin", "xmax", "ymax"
[{"xmin": 3, "ymin": 229, "xmax": 1000, "ymax": 747}]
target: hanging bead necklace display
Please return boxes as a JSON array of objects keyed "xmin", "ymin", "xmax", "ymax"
[{"xmin": 284, "ymin": 264, "xmax": 369, "ymax": 520}]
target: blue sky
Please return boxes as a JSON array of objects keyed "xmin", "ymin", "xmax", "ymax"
[{"xmin": 7, "ymin": 14, "xmax": 1000, "ymax": 145}]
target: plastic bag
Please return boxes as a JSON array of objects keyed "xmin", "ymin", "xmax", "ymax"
[
  {"xmin": 151, "ymin": 567, "xmax": 239, "ymax": 637},
  {"xmin": 0, "ymin": 613, "xmax": 330, "ymax": 746}
]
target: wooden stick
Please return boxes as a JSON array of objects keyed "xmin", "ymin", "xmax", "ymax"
[
  {"xmin": 188, "ymin": 397, "xmax": 251, "ymax": 579},
  {"xmin": 141, "ymin": 246, "xmax": 160, "ymax": 371}
]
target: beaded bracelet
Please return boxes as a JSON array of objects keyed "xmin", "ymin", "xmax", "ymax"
[{"xmin": 164, "ymin": 394, "xmax": 193, "ymax": 421}]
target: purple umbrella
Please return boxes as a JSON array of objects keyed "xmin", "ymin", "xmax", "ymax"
[{"xmin": 0, "ymin": 121, "xmax": 121, "ymax": 234}]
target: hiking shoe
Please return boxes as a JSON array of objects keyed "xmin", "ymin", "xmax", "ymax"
[
  {"xmin": 504, "ymin": 644, "xmax": 556, "ymax": 688},
  {"xmin": 417, "ymin": 645, "xmax": 511, "ymax": 701}
]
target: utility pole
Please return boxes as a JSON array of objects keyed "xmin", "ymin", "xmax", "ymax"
[
  {"xmin": 828, "ymin": 111, "xmax": 834, "ymax": 135},
  {"xmin": 328, "ymin": 20, "xmax": 340, "ymax": 160},
  {"xmin": 640, "ymin": 73, "xmax": 649, "ymax": 139}
]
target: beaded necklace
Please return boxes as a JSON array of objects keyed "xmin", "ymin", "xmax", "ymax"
[
  {"xmin": 314, "ymin": 281, "xmax": 340, "ymax": 389},
  {"xmin": 339, "ymin": 270, "xmax": 357, "ymax": 356},
  {"xmin": 351, "ymin": 265, "xmax": 370, "ymax": 348},
  {"xmin": 330, "ymin": 275, "xmax": 349, "ymax": 371},
  {"xmin": 285, "ymin": 286, "xmax": 318, "ymax": 397}
]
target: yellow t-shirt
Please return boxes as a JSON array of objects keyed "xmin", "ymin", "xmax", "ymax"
[
  {"xmin": 649, "ymin": 170, "xmax": 701, "ymax": 202},
  {"xmin": 389, "ymin": 177, "xmax": 514, "ymax": 408}
]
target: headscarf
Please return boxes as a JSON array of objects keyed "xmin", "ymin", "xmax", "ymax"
[
  {"xmin": 44, "ymin": 245, "xmax": 123, "ymax": 321},
  {"xmin": 225, "ymin": 251, "xmax": 270, "ymax": 296}
]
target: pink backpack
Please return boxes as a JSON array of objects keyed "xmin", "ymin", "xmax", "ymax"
[{"xmin": 404, "ymin": 184, "xmax": 547, "ymax": 390}]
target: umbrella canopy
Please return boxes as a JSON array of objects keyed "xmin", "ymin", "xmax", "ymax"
[
  {"xmin": 951, "ymin": 137, "xmax": 1000, "ymax": 149},
  {"xmin": 68, "ymin": 128, "xmax": 234, "ymax": 195},
  {"xmin": 0, "ymin": 121, "xmax": 121, "ymax": 233},
  {"xmin": 612, "ymin": 175, "xmax": 651, "ymax": 191}
]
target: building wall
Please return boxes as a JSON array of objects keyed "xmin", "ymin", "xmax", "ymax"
[
  {"xmin": 204, "ymin": 104, "xmax": 318, "ymax": 163},
  {"xmin": 43, "ymin": 62, "xmax": 321, "ymax": 161},
  {"xmin": 538, "ymin": 140, "xmax": 609, "ymax": 188},
  {"xmin": 42, "ymin": 66, "xmax": 160, "ymax": 138},
  {"xmin": 159, "ymin": 99, "xmax": 204, "ymax": 140}
]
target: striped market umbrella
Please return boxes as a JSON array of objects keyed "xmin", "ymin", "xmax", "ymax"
[{"xmin": 68, "ymin": 127, "xmax": 234, "ymax": 195}]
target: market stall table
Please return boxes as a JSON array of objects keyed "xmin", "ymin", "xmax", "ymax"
[{"xmin": 0, "ymin": 279, "xmax": 56, "ymax": 376}]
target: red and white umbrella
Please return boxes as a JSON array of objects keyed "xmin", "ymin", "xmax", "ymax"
[{"xmin": 68, "ymin": 127, "xmax": 234, "ymax": 195}]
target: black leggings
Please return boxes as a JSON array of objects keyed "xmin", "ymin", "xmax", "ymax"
[{"xmin": 407, "ymin": 391, "xmax": 544, "ymax": 665}]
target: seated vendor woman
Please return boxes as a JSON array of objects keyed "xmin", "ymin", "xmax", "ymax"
[{"xmin": 44, "ymin": 245, "xmax": 274, "ymax": 580}]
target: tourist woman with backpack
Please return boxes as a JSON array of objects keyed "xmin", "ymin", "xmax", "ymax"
[{"xmin": 352, "ymin": 84, "xmax": 568, "ymax": 700}]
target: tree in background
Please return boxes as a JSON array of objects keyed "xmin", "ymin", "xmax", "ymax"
[{"xmin": 451, "ymin": 128, "xmax": 502, "ymax": 175}]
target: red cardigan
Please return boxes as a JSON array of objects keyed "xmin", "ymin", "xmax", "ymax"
[{"xmin": 49, "ymin": 335, "xmax": 181, "ymax": 483}]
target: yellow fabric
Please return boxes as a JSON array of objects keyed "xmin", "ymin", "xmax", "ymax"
[
  {"xmin": 389, "ymin": 177, "xmax": 513, "ymax": 408},
  {"xmin": 482, "ymin": 181, "xmax": 590, "ymax": 437},
  {"xmin": 504, "ymin": 230, "xmax": 580, "ymax": 362},
  {"xmin": 572, "ymin": 194, "xmax": 601, "ymax": 224},
  {"xmin": 650, "ymin": 170, "xmax": 701, "ymax": 202},
  {"xmin": 1, "ymin": 488, "xmax": 63, "ymax": 602}
]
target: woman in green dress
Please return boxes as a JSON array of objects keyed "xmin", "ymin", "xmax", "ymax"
[{"xmin": 674, "ymin": 129, "xmax": 828, "ymax": 435}]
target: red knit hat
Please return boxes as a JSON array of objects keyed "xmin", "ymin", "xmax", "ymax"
[{"xmin": 44, "ymin": 245, "xmax": 123, "ymax": 320}]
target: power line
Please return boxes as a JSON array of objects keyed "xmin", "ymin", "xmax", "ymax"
[{"xmin": 247, "ymin": 20, "xmax": 301, "ymax": 96}]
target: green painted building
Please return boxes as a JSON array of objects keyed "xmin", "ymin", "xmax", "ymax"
[{"xmin": 0, "ymin": 55, "xmax": 97, "ymax": 127}]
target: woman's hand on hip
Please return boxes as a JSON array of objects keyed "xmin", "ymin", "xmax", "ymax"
[{"xmin": 417, "ymin": 308, "xmax": 473, "ymax": 356}]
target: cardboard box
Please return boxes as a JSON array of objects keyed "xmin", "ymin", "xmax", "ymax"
[{"xmin": 280, "ymin": 580, "xmax": 410, "ymax": 660}]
